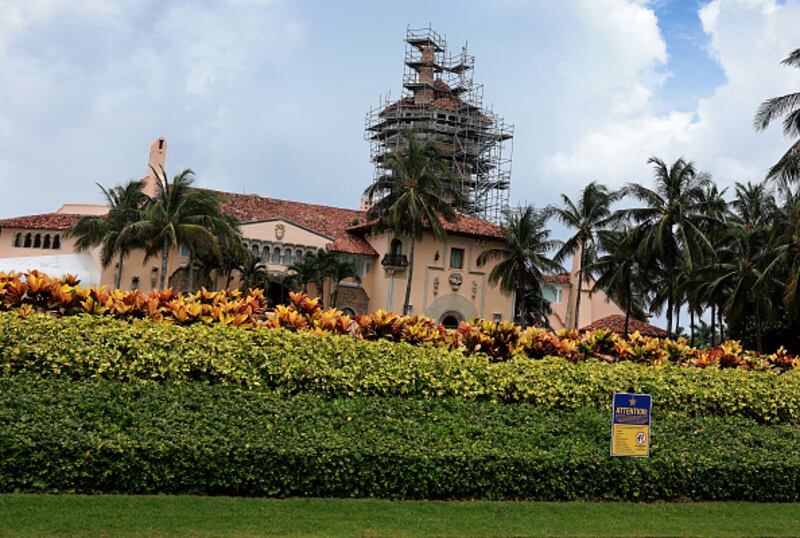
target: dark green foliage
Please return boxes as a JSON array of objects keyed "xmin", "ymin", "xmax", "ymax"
[
  {"xmin": 2, "ymin": 312, "xmax": 800, "ymax": 424},
  {"xmin": 1, "ymin": 375, "xmax": 799, "ymax": 500}
]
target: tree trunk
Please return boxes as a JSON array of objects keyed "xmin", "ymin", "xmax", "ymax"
[
  {"xmin": 573, "ymin": 242, "xmax": 585, "ymax": 330},
  {"xmin": 402, "ymin": 233, "xmax": 416, "ymax": 316},
  {"xmin": 159, "ymin": 243, "xmax": 169, "ymax": 289},
  {"xmin": 755, "ymin": 302, "xmax": 763, "ymax": 353},
  {"xmin": 624, "ymin": 298, "xmax": 631, "ymax": 339},
  {"xmin": 718, "ymin": 306, "xmax": 725, "ymax": 341},
  {"xmin": 666, "ymin": 262, "xmax": 674, "ymax": 338},
  {"xmin": 674, "ymin": 301, "xmax": 681, "ymax": 338},
  {"xmin": 187, "ymin": 254, "xmax": 195, "ymax": 293},
  {"xmin": 115, "ymin": 252, "xmax": 124, "ymax": 290},
  {"xmin": 690, "ymin": 309, "xmax": 695, "ymax": 347},
  {"xmin": 710, "ymin": 304, "xmax": 716, "ymax": 346}
]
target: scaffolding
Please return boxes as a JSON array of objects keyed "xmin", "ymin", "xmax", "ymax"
[{"xmin": 365, "ymin": 25, "xmax": 514, "ymax": 224}]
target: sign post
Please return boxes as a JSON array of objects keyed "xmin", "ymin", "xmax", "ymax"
[{"xmin": 610, "ymin": 392, "xmax": 651, "ymax": 457}]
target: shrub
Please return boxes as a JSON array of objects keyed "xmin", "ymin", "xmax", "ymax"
[
  {"xmin": 1, "ymin": 375, "xmax": 799, "ymax": 500},
  {"xmin": 2, "ymin": 270, "xmax": 798, "ymax": 370},
  {"xmin": 2, "ymin": 313, "xmax": 799, "ymax": 423}
]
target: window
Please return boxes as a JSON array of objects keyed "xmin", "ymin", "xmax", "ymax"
[
  {"xmin": 251, "ymin": 244, "xmax": 260, "ymax": 259},
  {"xmin": 131, "ymin": 276, "xmax": 140, "ymax": 290},
  {"xmin": 178, "ymin": 244, "xmax": 191, "ymax": 257},
  {"xmin": 272, "ymin": 247, "xmax": 281, "ymax": 264},
  {"xmin": 263, "ymin": 246, "xmax": 270, "ymax": 262},
  {"xmin": 43, "ymin": 235, "xmax": 51, "ymax": 249},
  {"xmin": 440, "ymin": 314, "xmax": 460, "ymax": 330},
  {"xmin": 390, "ymin": 238, "xmax": 402, "ymax": 255},
  {"xmin": 542, "ymin": 285, "xmax": 563, "ymax": 304},
  {"xmin": 33, "ymin": 234, "xmax": 41, "ymax": 248},
  {"xmin": 493, "ymin": 313, "xmax": 502, "ymax": 322},
  {"xmin": 52, "ymin": 235, "xmax": 61, "ymax": 249},
  {"xmin": 13, "ymin": 233, "xmax": 22, "ymax": 247},
  {"xmin": 295, "ymin": 248, "xmax": 303, "ymax": 261},
  {"xmin": 23, "ymin": 234, "xmax": 32, "ymax": 248},
  {"xmin": 284, "ymin": 248, "xmax": 292, "ymax": 265},
  {"xmin": 450, "ymin": 248, "xmax": 464, "ymax": 269}
]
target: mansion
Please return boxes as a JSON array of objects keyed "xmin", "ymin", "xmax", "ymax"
[{"xmin": 0, "ymin": 138, "xmax": 624, "ymax": 330}]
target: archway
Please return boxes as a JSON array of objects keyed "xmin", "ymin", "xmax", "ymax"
[
  {"xmin": 267, "ymin": 282, "xmax": 290, "ymax": 307},
  {"xmin": 425, "ymin": 293, "xmax": 478, "ymax": 324},
  {"xmin": 440, "ymin": 313, "xmax": 462, "ymax": 330}
]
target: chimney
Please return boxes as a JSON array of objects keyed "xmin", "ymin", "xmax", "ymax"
[
  {"xmin": 142, "ymin": 137, "xmax": 167, "ymax": 197},
  {"xmin": 414, "ymin": 44, "xmax": 435, "ymax": 105}
]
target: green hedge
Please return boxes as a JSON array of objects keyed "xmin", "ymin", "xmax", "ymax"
[
  {"xmin": 2, "ymin": 313, "xmax": 800, "ymax": 423},
  {"xmin": 1, "ymin": 375, "xmax": 799, "ymax": 500}
]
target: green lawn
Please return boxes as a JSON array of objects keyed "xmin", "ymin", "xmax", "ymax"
[{"xmin": 0, "ymin": 495, "xmax": 798, "ymax": 537}]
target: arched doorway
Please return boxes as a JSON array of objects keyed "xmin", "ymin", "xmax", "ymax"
[
  {"xmin": 267, "ymin": 282, "xmax": 290, "ymax": 307},
  {"xmin": 440, "ymin": 313, "xmax": 461, "ymax": 330}
]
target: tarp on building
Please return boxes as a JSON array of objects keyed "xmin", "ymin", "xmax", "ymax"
[{"xmin": 0, "ymin": 253, "xmax": 102, "ymax": 286}]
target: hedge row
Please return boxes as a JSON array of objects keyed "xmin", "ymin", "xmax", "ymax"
[
  {"xmin": 4, "ymin": 270, "xmax": 798, "ymax": 369},
  {"xmin": 1, "ymin": 375, "xmax": 798, "ymax": 500},
  {"xmin": 2, "ymin": 313, "xmax": 799, "ymax": 423}
]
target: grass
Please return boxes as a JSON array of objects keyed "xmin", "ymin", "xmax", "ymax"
[{"xmin": 1, "ymin": 495, "xmax": 799, "ymax": 537}]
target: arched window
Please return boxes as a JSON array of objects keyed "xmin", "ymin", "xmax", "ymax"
[
  {"xmin": 23, "ymin": 234, "xmax": 32, "ymax": 248},
  {"xmin": 295, "ymin": 248, "xmax": 303, "ymax": 261},
  {"xmin": 272, "ymin": 247, "xmax": 281, "ymax": 264},
  {"xmin": 13, "ymin": 233, "xmax": 22, "ymax": 247},
  {"xmin": 341, "ymin": 307, "xmax": 356, "ymax": 317},
  {"xmin": 52, "ymin": 235, "xmax": 61, "ymax": 249},
  {"xmin": 251, "ymin": 244, "xmax": 260, "ymax": 259},
  {"xmin": 284, "ymin": 248, "xmax": 292, "ymax": 265},
  {"xmin": 33, "ymin": 234, "xmax": 41, "ymax": 248},
  {"xmin": 390, "ymin": 238, "xmax": 403, "ymax": 256},
  {"xmin": 263, "ymin": 246, "xmax": 270, "ymax": 262},
  {"xmin": 42, "ymin": 235, "xmax": 51, "ymax": 249}
]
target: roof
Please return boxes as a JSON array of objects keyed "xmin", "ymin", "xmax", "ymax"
[
  {"xmin": 347, "ymin": 211, "xmax": 505, "ymax": 241},
  {"xmin": 580, "ymin": 315, "xmax": 668, "ymax": 338},
  {"xmin": 380, "ymin": 79, "xmax": 488, "ymax": 119},
  {"xmin": 0, "ymin": 213, "xmax": 82, "ymax": 231},
  {"xmin": 545, "ymin": 273, "xmax": 571, "ymax": 284},
  {"xmin": 209, "ymin": 190, "xmax": 378, "ymax": 256}
]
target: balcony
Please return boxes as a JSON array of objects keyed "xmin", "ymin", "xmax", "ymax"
[{"xmin": 381, "ymin": 253, "xmax": 409, "ymax": 269}]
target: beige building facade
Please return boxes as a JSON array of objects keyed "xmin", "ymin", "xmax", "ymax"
[{"xmin": 0, "ymin": 138, "xmax": 623, "ymax": 328}]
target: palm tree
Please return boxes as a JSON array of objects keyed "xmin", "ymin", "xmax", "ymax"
[
  {"xmin": 754, "ymin": 49, "xmax": 800, "ymax": 184},
  {"xmin": 550, "ymin": 182, "xmax": 622, "ymax": 329},
  {"xmin": 477, "ymin": 205, "xmax": 563, "ymax": 325},
  {"xmin": 364, "ymin": 130, "xmax": 467, "ymax": 315},
  {"xmin": 238, "ymin": 253, "xmax": 269, "ymax": 290},
  {"xmin": 624, "ymin": 157, "xmax": 713, "ymax": 337},
  {"xmin": 118, "ymin": 168, "xmax": 234, "ymax": 290},
  {"xmin": 68, "ymin": 180, "xmax": 147, "ymax": 289},
  {"xmin": 704, "ymin": 223, "xmax": 779, "ymax": 352},
  {"xmin": 287, "ymin": 252, "xmax": 319, "ymax": 294},
  {"xmin": 328, "ymin": 258, "xmax": 361, "ymax": 307},
  {"xmin": 587, "ymin": 226, "xmax": 647, "ymax": 337}
]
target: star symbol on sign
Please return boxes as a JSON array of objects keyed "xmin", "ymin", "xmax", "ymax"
[{"xmin": 629, "ymin": 397, "xmax": 637, "ymax": 407}]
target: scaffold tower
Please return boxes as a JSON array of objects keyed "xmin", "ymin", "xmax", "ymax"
[{"xmin": 365, "ymin": 26, "xmax": 514, "ymax": 224}]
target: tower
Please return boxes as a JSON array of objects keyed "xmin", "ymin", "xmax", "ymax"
[{"xmin": 365, "ymin": 26, "xmax": 514, "ymax": 223}]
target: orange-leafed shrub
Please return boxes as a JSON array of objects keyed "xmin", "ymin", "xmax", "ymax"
[{"xmin": 1, "ymin": 270, "xmax": 798, "ymax": 372}]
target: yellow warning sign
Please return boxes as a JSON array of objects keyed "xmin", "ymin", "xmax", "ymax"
[{"xmin": 611, "ymin": 424, "xmax": 650, "ymax": 457}]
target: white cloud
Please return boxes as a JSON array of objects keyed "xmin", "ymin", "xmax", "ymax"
[{"xmin": 537, "ymin": 0, "xmax": 800, "ymax": 195}]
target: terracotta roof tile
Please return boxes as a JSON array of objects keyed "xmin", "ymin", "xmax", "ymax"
[
  {"xmin": 347, "ymin": 211, "xmax": 505, "ymax": 241},
  {"xmin": 207, "ymin": 190, "xmax": 378, "ymax": 256},
  {"xmin": 580, "ymin": 314, "xmax": 668, "ymax": 338},
  {"xmin": 545, "ymin": 273, "xmax": 571, "ymax": 284},
  {"xmin": 0, "ymin": 213, "xmax": 82, "ymax": 231}
]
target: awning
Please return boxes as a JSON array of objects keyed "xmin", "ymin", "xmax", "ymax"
[{"xmin": 0, "ymin": 253, "xmax": 103, "ymax": 287}]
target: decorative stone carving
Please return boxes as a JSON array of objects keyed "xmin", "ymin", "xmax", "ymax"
[
  {"xmin": 275, "ymin": 223, "xmax": 285, "ymax": 240},
  {"xmin": 448, "ymin": 272, "xmax": 463, "ymax": 291},
  {"xmin": 471, "ymin": 280, "xmax": 478, "ymax": 299},
  {"xmin": 433, "ymin": 276, "xmax": 439, "ymax": 296}
]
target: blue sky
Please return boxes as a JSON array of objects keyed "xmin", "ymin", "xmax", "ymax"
[{"xmin": 1, "ymin": 0, "xmax": 799, "ymax": 223}]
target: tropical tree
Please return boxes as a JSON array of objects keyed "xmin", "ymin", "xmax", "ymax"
[
  {"xmin": 238, "ymin": 253, "xmax": 269, "ymax": 290},
  {"xmin": 364, "ymin": 130, "xmax": 467, "ymax": 315},
  {"xmin": 118, "ymin": 168, "xmax": 236, "ymax": 290},
  {"xmin": 550, "ymin": 181, "xmax": 622, "ymax": 329},
  {"xmin": 624, "ymin": 157, "xmax": 713, "ymax": 337},
  {"xmin": 287, "ymin": 252, "xmax": 319, "ymax": 294},
  {"xmin": 68, "ymin": 180, "xmax": 148, "ymax": 289},
  {"xmin": 754, "ymin": 48, "xmax": 800, "ymax": 184},
  {"xmin": 477, "ymin": 205, "xmax": 563, "ymax": 325},
  {"xmin": 586, "ymin": 226, "xmax": 647, "ymax": 337},
  {"xmin": 328, "ymin": 258, "xmax": 361, "ymax": 307}
]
